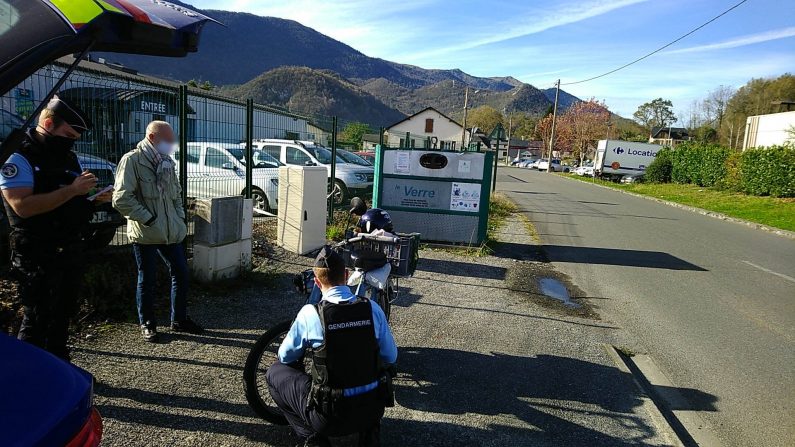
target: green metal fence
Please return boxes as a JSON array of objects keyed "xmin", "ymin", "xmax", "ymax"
[{"xmin": 0, "ymin": 58, "xmax": 381, "ymax": 253}]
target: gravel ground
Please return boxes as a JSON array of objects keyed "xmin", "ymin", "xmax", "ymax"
[{"xmin": 70, "ymin": 216, "xmax": 672, "ymax": 447}]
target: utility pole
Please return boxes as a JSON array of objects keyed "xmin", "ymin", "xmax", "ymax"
[
  {"xmin": 505, "ymin": 111, "xmax": 512, "ymax": 164},
  {"xmin": 545, "ymin": 79, "xmax": 560, "ymax": 173},
  {"xmin": 461, "ymin": 86, "xmax": 470, "ymax": 150}
]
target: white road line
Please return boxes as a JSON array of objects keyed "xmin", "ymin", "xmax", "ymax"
[{"xmin": 742, "ymin": 260, "xmax": 795, "ymax": 284}]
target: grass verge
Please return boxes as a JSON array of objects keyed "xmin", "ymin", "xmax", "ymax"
[{"xmin": 562, "ymin": 174, "xmax": 795, "ymax": 232}]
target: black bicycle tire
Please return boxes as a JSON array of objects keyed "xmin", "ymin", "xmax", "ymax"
[
  {"xmin": 243, "ymin": 319, "xmax": 293, "ymax": 425},
  {"xmin": 376, "ymin": 288, "xmax": 391, "ymax": 322}
]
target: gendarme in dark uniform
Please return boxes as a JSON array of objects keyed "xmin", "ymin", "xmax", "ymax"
[{"xmin": 0, "ymin": 96, "xmax": 101, "ymax": 361}]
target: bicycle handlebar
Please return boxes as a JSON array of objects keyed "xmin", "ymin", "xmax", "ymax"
[{"xmin": 332, "ymin": 233, "xmax": 399, "ymax": 249}]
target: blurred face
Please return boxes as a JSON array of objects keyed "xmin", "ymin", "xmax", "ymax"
[{"xmin": 149, "ymin": 125, "xmax": 175, "ymax": 146}]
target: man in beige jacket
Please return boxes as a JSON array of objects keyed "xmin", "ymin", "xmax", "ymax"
[{"xmin": 113, "ymin": 121, "xmax": 203, "ymax": 342}]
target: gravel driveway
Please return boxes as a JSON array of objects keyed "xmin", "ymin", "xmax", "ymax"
[{"xmin": 71, "ymin": 216, "xmax": 672, "ymax": 446}]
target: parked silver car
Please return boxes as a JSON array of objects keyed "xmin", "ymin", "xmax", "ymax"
[{"xmin": 251, "ymin": 139, "xmax": 374, "ymax": 205}]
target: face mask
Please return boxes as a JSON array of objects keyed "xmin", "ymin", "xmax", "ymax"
[
  {"xmin": 155, "ymin": 141, "xmax": 176, "ymax": 156},
  {"xmin": 41, "ymin": 129, "xmax": 77, "ymax": 152}
]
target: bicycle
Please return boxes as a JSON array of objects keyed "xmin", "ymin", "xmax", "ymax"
[{"xmin": 243, "ymin": 198, "xmax": 419, "ymax": 424}]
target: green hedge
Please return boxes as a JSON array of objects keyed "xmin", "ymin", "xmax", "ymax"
[
  {"xmin": 644, "ymin": 142, "xmax": 795, "ymax": 198},
  {"xmin": 740, "ymin": 145, "xmax": 795, "ymax": 197},
  {"xmin": 667, "ymin": 142, "xmax": 732, "ymax": 187},
  {"xmin": 645, "ymin": 148, "xmax": 672, "ymax": 183}
]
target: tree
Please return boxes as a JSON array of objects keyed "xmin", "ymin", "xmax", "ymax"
[
  {"xmin": 467, "ymin": 105, "xmax": 504, "ymax": 134},
  {"xmin": 703, "ymin": 85, "xmax": 734, "ymax": 130},
  {"xmin": 536, "ymin": 112, "xmax": 572, "ymax": 155},
  {"xmin": 511, "ymin": 113, "xmax": 537, "ymax": 140},
  {"xmin": 633, "ymin": 98, "xmax": 676, "ymax": 134},
  {"xmin": 187, "ymin": 79, "xmax": 214, "ymax": 91},
  {"xmin": 339, "ymin": 122, "xmax": 371, "ymax": 148},
  {"xmin": 564, "ymin": 98, "xmax": 611, "ymax": 163}
]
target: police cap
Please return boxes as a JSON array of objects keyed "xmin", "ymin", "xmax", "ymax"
[{"xmin": 45, "ymin": 95, "xmax": 91, "ymax": 133}]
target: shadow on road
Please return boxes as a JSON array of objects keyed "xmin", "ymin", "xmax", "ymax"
[
  {"xmin": 416, "ymin": 258, "xmax": 507, "ymax": 280},
  {"xmin": 394, "ymin": 347, "xmax": 718, "ymax": 446},
  {"xmin": 542, "ymin": 245, "xmax": 708, "ymax": 271}
]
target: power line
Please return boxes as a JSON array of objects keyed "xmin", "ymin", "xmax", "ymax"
[{"xmin": 561, "ymin": 0, "xmax": 751, "ymax": 86}]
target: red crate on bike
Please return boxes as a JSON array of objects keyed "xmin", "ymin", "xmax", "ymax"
[{"xmin": 340, "ymin": 233, "xmax": 420, "ymax": 277}]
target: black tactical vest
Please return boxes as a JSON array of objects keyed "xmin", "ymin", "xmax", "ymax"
[
  {"xmin": 2, "ymin": 131, "xmax": 93, "ymax": 242},
  {"xmin": 311, "ymin": 298, "xmax": 380, "ymax": 391}
]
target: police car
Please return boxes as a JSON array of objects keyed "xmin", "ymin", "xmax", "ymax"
[{"xmin": 0, "ymin": 334, "xmax": 102, "ymax": 446}]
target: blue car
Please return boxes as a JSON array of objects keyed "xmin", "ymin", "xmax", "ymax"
[{"xmin": 0, "ymin": 334, "xmax": 103, "ymax": 447}]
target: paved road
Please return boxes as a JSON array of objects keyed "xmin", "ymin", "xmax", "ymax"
[
  {"xmin": 499, "ymin": 168, "xmax": 795, "ymax": 447},
  {"xmin": 72, "ymin": 215, "xmax": 672, "ymax": 446}
]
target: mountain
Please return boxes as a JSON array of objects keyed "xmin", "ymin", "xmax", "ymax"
[
  {"xmin": 543, "ymin": 88, "xmax": 581, "ymax": 110},
  {"xmin": 94, "ymin": 1, "xmax": 582, "ymax": 123},
  {"xmin": 228, "ymin": 67, "xmax": 405, "ymax": 125},
  {"xmin": 360, "ymin": 79, "xmax": 553, "ymax": 118}
]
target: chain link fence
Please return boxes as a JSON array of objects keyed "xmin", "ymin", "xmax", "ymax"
[{"xmin": 0, "ymin": 57, "xmax": 381, "ymax": 255}]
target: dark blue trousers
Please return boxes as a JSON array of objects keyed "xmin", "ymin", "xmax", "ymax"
[
  {"xmin": 266, "ymin": 361, "xmax": 384, "ymax": 439},
  {"xmin": 133, "ymin": 243, "xmax": 189, "ymax": 326}
]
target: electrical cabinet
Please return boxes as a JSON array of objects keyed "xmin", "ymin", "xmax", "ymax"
[{"xmin": 277, "ymin": 166, "xmax": 327, "ymax": 255}]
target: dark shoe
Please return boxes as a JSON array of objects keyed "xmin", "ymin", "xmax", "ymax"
[
  {"xmin": 141, "ymin": 323, "xmax": 158, "ymax": 342},
  {"xmin": 171, "ymin": 318, "xmax": 204, "ymax": 335},
  {"xmin": 303, "ymin": 434, "xmax": 331, "ymax": 447}
]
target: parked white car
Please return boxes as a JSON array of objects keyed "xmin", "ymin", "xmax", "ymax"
[
  {"xmin": 250, "ymin": 139, "xmax": 374, "ymax": 205},
  {"xmin": 175, "ymin": 142, "xmax": 281, "ymax": 213},
  {"xmin": 620, "ymin": 173, "xmax": 645, "ymax": 184},
  {"xmin": 574, "ymin": 164, "xmax": 595, "ymax": 176},
  {"xmin": 537, "ymin": 159, "xmax": 570, "ymax": 172}
]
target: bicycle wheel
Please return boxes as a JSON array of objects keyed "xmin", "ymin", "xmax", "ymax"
[
  {"xmin": 375, "ymin": 288, "xmax": 391, "ymax": 322},
  {"xmin": 243, "ymin": 320, "xmax": 293, "ymax": 425}
]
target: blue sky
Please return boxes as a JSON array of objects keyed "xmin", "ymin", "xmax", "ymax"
[{"xmin": 190, "ymin": 0, "xmax": 795, "ymax": 117}]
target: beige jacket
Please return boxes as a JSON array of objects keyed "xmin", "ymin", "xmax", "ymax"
[{"xmin": 112, "ymin": 143, "xmax": 186, "ymax": 245}]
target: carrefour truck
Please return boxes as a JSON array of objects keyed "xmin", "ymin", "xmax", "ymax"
[{"xmin": 594, "ymin": 140, "xmax": 663, "ymax": 180}]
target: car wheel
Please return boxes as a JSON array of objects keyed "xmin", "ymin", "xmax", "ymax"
[
  {"xmin": 250, "ymin": 188, "xmax": 270, "ymax": 213},
  {"xmin": 331, "ymin": 180, "xmax": 348, "ymax": 207}
]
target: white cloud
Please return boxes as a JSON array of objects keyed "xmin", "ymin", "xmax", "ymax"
[
  {"xmin": 400, "ymin": 0, "xmax": 650, "ymax": 62},
  {"xmin": 664, "ymin": 27, "xmax": 795, "ymax": 55}
]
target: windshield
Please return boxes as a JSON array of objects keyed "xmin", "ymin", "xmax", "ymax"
[
  {"xmin": 228, "ymin": 147, "xmax": 284, "ymax": 169},
  {"xmin": 337, "ymin": 149, "xmax": 372, "ymax": 166},
  {"xmin": 306, "ymin": 146, "xmax": 345, "ymax": 164}
]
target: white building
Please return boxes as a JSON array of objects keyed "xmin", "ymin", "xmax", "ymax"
[
  {"xmin": 743, "ymin": 111, "xmax": 795, "ymax": 150},
  {"xmin": 385, "ymin": 107, "xmax": 466, "ymax": 150}
]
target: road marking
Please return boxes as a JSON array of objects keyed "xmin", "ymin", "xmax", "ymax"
[{"xmin": 742, "ymin": 260, "xmax": 795, "ymax": 284}]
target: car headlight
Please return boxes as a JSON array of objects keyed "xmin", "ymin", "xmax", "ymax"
[{"xmin": 354, "ymin": 173, "xmax": 368, "ymax": 182}]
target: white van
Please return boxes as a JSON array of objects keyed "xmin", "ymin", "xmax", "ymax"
[
  {"xmin": 175, "ymin": 142, "xmax": 282, "ymax": 212},
  {"xmin": 248, "ymin": 139, "xmax": 373, "ymax": 205},
  {"xmin": 594, "ymin": 140, "xmax": 663, "ymax": 180}
]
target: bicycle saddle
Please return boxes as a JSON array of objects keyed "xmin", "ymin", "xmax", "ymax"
[{"xmin": 350, "ymin": 249, "xmax": 388, "ymax": 271}]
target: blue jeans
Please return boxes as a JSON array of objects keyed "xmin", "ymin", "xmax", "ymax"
[{"xmin": 133, "ymin": 243, "xmax": 189, "ymax": 326}]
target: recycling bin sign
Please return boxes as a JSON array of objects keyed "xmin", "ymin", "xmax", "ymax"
[{"xmin": 373, "ymin": 147, "xmax": 493, "ymax": 244}]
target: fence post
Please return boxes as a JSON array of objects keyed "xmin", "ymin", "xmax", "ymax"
[
  {"xmin": 329, "ymin": 116, "xmax": 338, "ymax": 221},
  {"xmin": 178, "ymin": 85, "xmax": 189, "ymax": 225},
  {"xmin": 245, "ymin": 99, "xmax": 254, "ymax": 199}
]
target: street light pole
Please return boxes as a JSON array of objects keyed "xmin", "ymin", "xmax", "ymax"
[{"xmin": 545, "ymin": 79, "xmax": 561, "ymax": 173}]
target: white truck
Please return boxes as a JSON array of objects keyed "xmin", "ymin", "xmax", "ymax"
[{"xmin": 594, "ymin": 140, "xmax": 663, "ymax": 180}]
